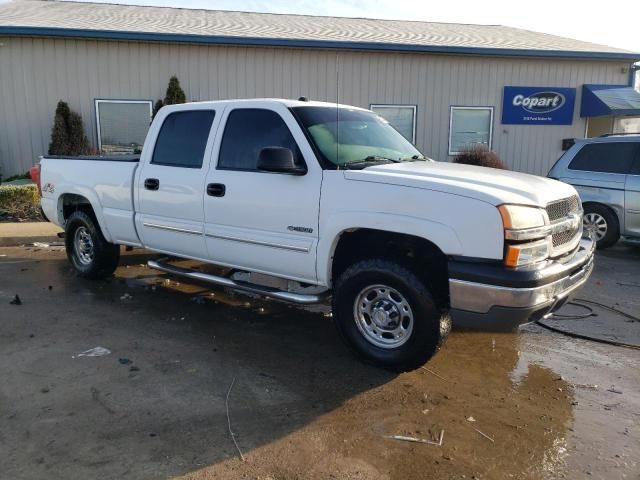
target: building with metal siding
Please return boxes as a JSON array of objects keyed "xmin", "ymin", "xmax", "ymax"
[{"xmin": 0, "ymin": 0, "xmax": 639, "ymax": 177}]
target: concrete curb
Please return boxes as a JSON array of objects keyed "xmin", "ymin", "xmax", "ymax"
[{"xmin": 0, "ymin": 222, "xmax": 63, "ymax": 247}]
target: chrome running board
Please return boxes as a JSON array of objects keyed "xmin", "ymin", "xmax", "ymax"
[{"xmin": 147, "ymin": 259, "xmax": 328, "ymax": 304}]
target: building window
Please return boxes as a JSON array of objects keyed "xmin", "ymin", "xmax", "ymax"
[
  {"xmin": 614, "ymin": 116, "xmax": 640, "ymax": 134},
  {"xmin": 95, "ymin": 100, "xmax": 153, "ymax": 154},
  {"xmin": 370, "ymin": 105, "xmax": 417, "ymax": 143},
  {"xmin": 449, "ymin": 106, "xmax": 494, "ymax": 155}
]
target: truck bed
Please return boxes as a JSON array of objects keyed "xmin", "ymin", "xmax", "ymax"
[{"xmin": 39, "ymin": 155, "xmax": 141, "ymax": 246}]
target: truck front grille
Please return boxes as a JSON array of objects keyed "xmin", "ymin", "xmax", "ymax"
[
  {"xmin": 546, "ymin": 195, "xmax": 582, "ymax": 256},
  {"xmin": 546, "ymin": 195, "xmax": 580, "ymax": 222},
  {"xmin": 552, "ymin": 229, "xmax": 576, "ymax": 248}
]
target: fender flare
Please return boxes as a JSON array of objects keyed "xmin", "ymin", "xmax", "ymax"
[
  {"xmin": 317, "ymin": 212, "xmax": 463, "ymax": 285},
  {"xmin": 55, "ymin": 185, "xmax": 113, "ymax": 243}
]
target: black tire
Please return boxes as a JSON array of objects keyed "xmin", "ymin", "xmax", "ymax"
[
  {"xmin": 65, "ymin": 210, "xmax": 120, "ymax": 279},
  {"xmin": 583, "ymin": 204, "xmax": 619, "ymax": 250},
  {"xmin": 332, "ymin": 259, "xmax": 451, "ymax": 371}
]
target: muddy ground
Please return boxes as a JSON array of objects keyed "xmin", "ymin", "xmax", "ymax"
[{"xmin": 0, "ymin": 244, "xmax": 638, "ymax": 479}]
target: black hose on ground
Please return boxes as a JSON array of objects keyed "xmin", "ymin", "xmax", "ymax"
[{"xmin": 535, "ymin": 298, "xmax": 640, "ymax": 350}]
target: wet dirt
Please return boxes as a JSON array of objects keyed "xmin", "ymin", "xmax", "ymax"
[
  {"xmin": 539, "ymin": 245, "xmax": 640, "ymax": 348},
  {"xmin": 0, "ymin": 245, "xmax": 638, "ymax": 480}
]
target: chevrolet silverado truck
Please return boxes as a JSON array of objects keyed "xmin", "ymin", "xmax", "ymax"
[{"xmin": 34, "ymin": 99, "xmax": 595, "ymax": 370}]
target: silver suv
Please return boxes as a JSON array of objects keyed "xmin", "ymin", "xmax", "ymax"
[{"xmin": 548, "ymin": 134, "xmax": 640, "ymax": 249}]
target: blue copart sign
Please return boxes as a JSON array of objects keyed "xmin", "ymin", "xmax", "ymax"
[{"xmin": 502, "ymin": 86, "xmax": 576, "ymax": 125}]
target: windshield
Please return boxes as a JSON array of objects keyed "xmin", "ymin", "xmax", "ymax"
[{"xmin": 291, "ymin": 106, "xmax": 426, "ymax": 168}]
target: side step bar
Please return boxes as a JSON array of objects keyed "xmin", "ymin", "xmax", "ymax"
[{"xmin": 147, "ymin": 259, "xmax": 328, "ymax": 305}]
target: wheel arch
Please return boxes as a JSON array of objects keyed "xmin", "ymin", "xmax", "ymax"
[
  {"xmin": 328, "ymin": 228, "xmax": 450, "ymax": 308},
  {"xmin": 56, "ymin": 189, "xmax": 112, "ymax": 242}
]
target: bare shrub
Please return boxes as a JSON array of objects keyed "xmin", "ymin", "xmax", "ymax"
[{"xmin": 453, "ymin": 145, "xmax": 507, "ymax": 170}]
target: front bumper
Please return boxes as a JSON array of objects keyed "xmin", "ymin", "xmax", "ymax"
[{"xmin": 448, "ymin": 236, "xmax": 595, "ymax": 331}]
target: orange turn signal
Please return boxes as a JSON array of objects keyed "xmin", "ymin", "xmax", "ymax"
[
  {"xmin": 504, "ymin": 240, "xmax": 550, "ymax": 267},
  {"xmin": 505, "ymin": 245, "xmax": 521, "ymax": 267},
  {"xmin": 498, "ymin": 205, "xmax": 513, "ymax": 229}
]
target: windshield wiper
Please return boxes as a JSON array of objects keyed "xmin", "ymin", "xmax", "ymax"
[{"xmin": 340, "ymin": 156, "xmax": 401, "ymax": 169}]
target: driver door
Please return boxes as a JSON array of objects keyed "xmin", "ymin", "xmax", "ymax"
[{"xmin": 203, "ymin": 103, "xmax": 321, "ymax": 282}]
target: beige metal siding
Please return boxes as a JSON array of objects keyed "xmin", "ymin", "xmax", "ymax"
[{"xmin": 0, "ymin": 36, "xmax": 629, "ymax": 176}]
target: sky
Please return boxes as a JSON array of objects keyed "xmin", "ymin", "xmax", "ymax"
[{"xmin": 47, "ymin": 0, "xmax": 640, "ymax": 53}]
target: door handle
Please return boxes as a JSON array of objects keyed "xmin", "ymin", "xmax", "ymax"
[
  {"xmin": 144, "ymin": 178, "xmax": 160, "ymax": 190},
  {"xmin": 207, "ymin": 183, "xmax": 226, "ymax": 197}
]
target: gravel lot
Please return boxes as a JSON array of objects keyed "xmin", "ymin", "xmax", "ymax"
[{"xmin": 1, "ymin": 244, "xmax": 638, "ymax": 479}]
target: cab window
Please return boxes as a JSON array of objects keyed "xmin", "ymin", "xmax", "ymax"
[
  {"xmin": 217, "ymin": 109, "xmax": 302, "ymax": 171},
  {"xmin": 152, "ymin": 110, "xmax": 215, "ymax": 168}
]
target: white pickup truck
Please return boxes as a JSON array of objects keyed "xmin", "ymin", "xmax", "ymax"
[{"xmin": 35, "ymin": 98, "xmax": 595, "ymax": 370}]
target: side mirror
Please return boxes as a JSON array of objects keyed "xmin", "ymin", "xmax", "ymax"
[{"xmin": 257, "ymin": 147, "xmax": 306, "ymax": 175}]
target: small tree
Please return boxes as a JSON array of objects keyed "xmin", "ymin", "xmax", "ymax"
[
  {"xmin": 49, "ymin": 101, "xmax": 71, "ymax": 155},
  {"xmin": 152, "ymin": 99, "xmax": 164, "ymax": 119},
  {"xmin": 152, "ymin": 75, "xmax": 187, "ymax": 119},
  {"xmin": 164, "ymin": 76, "xmax": 187, "ymax": 105},
  {"xmin": 48, "ymin": 100, "xmax": 90, "ymax": 155},
  {"xmin": 48, "ymin": 111, "xmax": 70, "ymax": 155},
  {"xmin": 55, "ymin": 100, "xmax": 70, "ymax": 121},
  {"xmin": 67, "ymin": 111, "xmax": 90, "ymax": 155}
]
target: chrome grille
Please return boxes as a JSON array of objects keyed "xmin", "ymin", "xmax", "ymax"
[
  {"xmin": 546, "ymin": 195, "xmax": 582, "ymax": 256},
  {"xmin": 552, "ymin": 229, "xmax": 576, "ymax": 248},
  {"xmin": 546, "ymin": 195, "xmax": 580, "ymax": 222}
]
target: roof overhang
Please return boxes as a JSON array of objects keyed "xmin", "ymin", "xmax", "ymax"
[
  {"xmin": 581, "ymin": 84, "xmax": 640, "ymax": 117},
  {"xmin": 1, "ymin": 25, "xmax": 640, "ymax": 61}
]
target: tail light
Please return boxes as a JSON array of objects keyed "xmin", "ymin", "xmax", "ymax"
[{"xmin": 30, "ymin": 163, "xmax": 42, "ymax": 195}]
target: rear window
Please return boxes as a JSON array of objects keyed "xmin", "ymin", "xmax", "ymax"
[
  {"xmin": 152, "ymin": 110, "xmax": 215, "ymax": 168},
  {"xmin": 568, "ymin": 142, "xmax": 638, "ymax": 174}
]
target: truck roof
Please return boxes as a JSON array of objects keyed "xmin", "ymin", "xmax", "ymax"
[
  {"xmin": 573, "ymin": 133, "xmax": 640, "ymax": 145},
  {"xmin": 164, "ymin": 98, "xmax": 370, "ymax": 111}
]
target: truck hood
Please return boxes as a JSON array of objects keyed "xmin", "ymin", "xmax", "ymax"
[{"xmin": 343, "ymin": 161, "xmax": 577, "ymax": 207}]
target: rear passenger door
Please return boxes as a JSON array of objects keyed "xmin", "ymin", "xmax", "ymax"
[
  {"xmin": 203, "ymin": 103, "xmax": 321, "ymax": 282},
  {"xmin": 625, "ymin": 150, "xmax": 640, "ymax": 237},
  {"xmin": 135, "ymin": 107, "xmax": 219, "ymax": 260}
]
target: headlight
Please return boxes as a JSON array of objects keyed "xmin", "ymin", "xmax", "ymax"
[
  {"xmin": 498, "ymin": 205, "xmax": 546, "ymax": 230},
  {"xmin": 504, "ymin": 239, "xmax": 550, "ymax": 267},
  {"xmin": 499, "ymin": 204, "xmax": 550, "ymax": 267}
]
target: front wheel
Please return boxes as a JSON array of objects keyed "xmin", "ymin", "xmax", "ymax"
[
  {"xmin": 65, "ymin": 210, "xmax": 120, "ymax": 279},
  {"xmin": 583, "ymin": 204, "xmax": 619, "ymax": 250},
  {"xmin": 332, "ymin": 259, "xmax": 450, "ymax": 371}
]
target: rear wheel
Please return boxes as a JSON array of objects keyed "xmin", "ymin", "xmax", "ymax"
[
  {"xmin": 583, "ymin": 204, "xmax": 619, "ymax": 250},
  {"xmin": 332, "ymin": 259, "xmax": 450, "ymax": 371},
  {"xmin": 65, "ymin": 210, "xmax": 120, "ymax": 279}
]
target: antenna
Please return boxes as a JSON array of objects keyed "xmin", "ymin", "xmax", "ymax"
[{"xmin": 336, "ymin": 52, "xmax": 340, "ymax": 168}]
